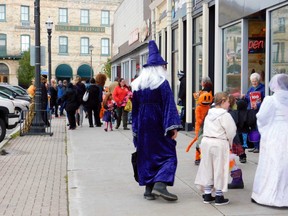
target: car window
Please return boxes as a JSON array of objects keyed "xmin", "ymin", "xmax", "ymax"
[{"xmin": 0, "ymin": 87, "xmax": 13, "ymax": 96}]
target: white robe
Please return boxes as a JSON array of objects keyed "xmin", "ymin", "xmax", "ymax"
[
  {"xmin": 195, "ymin": 108, "xmax": 236, "ymax": 192},
  {"xmin": 252, "ymin": 90, "xmax": 288, "ymax": 207}
]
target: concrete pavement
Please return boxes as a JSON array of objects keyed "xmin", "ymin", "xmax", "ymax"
[
  {"xmin": 0, "ymin": 117, "xmax": 67, "ymax": 216},
  {"xmin": 1, "ymin": 116, "xmax": 287, "ymax": 215},
  {"xmin": 67, "ymin": 118, "xmax": 287, "ymax": 216}
]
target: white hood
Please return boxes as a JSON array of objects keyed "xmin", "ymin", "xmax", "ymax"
[{"xmin": 205, "ymin": 107, "xmax": 227, "ymax": 121}]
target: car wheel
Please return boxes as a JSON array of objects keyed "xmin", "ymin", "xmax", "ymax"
[{"xmin": 0, "ymin": 118, "xmax": 6, "ymax": 142}]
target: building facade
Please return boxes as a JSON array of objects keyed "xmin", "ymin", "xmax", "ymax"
[
  {"xmin": 0, "ymin": 0, "xmax": 122, "ymax": 85},
  {"xmin": 113, "ymin": 0, "xmax": 288, "ymax": 131},
  {"xmin": 110, "ymin": 0, "xmax": 152, "ymax": 85}
]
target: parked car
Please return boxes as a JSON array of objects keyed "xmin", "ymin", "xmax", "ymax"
[
  {"xmin": 0, "ymin": 98, "xmax": 19, "ymax": 142},
  {"xmin": 0, "ymin": 85, "xmax": 31, "ymax": 102},
  {"xmin": 0, "ymin": 91, "xmax": 29, "ymax": 116},
  {"xmin": 12, "ymin": 85, "xmax": 28, "ymax": 96}
]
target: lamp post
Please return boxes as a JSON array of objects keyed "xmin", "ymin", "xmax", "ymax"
[
  {"xmin": 89, "ymin": 45, "xmax": 94, "ymax": 79},
  {"xmin": 30, "ymin": 0, "xmax": 45, "ymax": 133},
  {"xmin": 45, "ymin": 17, "xmax": 53, "ymax": 83}
]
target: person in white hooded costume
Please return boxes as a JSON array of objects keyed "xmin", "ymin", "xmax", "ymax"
[
  {"xmin": 195, "ymin": 92, "xmax": 236, "ymax": 205},
  {"xmin": 251, "ymin": 73, "xmax": 288, "ymax": 207}
]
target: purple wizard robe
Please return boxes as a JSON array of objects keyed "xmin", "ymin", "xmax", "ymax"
[{"xmin": 132, "ymin": 80, "xmax": 182, "ymax": 186}]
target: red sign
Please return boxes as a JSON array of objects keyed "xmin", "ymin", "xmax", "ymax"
[{"xmin": 248, "ymin": 38, "xmax": 265, "ymax": 53}]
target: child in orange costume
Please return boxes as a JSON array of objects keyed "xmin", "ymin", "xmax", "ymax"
[{"xmin": 186, "ymin": 91, "xmax": 213, "ymax": 165}]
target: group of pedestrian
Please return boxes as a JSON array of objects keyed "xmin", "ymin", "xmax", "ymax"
[{"xmin": 131, "ymin": 40, "xmax": 288, "ymax": 208}]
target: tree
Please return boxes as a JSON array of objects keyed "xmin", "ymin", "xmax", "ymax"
[
  {"xmin": 17, "ymin": 50, "xmax": 35, "ymax": 88},
  {"xmin": 102, "ymin": 58, "xmax": 111, "ymax": 78}
]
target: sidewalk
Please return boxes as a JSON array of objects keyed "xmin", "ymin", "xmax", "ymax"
[
  {"xmin": 67, "ymin": 118, "xmax": 287, "ymax": 216},
  {"xmin": 1, "ymin": 117, "xmax": 287, "ymax": 216},
  {"xmin": 0, "ymin": 117, "xmax": 68, "ymax": 216}
]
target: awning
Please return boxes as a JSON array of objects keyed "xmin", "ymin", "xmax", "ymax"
[
  {"xmin": 77, "ymin": 64, "xmax": 93, "ymax": 79},
  {"xmin": 56, "ymin": 64, "xmax": 73, "ymax": 78}
]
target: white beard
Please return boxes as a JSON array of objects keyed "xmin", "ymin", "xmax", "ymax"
[{"xmin": 131, "ymin": 66, "xmax": 167, "ymax": 91}]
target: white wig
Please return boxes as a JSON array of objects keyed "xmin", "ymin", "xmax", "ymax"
[
  {"xmin": 131, "ymin": 66, "xmax": 167, "ymax": 91},
  {"xmin": 250, "ymin": 72, "xmax": 261, "ymax": 82}
]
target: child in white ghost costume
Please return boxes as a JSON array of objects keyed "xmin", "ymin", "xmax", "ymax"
[{"xmin": 195, "ymin": 92, "xmax": 236, "ymax": 205}]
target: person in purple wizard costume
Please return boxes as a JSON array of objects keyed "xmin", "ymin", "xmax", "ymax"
[{"xmin": 131, "ymin": 40, "xmax": 183, "ymax": 201}]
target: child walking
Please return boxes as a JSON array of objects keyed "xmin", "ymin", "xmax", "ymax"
[
  {"xmin": 194, "ymin": 92, "xmax": 236, "ymax": 205},
  {"xmin": 102, "ymin": 93, "xmax": 116, "ymax": 132}
]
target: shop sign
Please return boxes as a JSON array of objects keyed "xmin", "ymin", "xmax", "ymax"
[
  {"xmin": 248, "ymin": 38, "xmax": 265, "ymax": 53},
  {"xmin": 55, "ymin": 25, "xmax": 105, "ymax": 33},
  {"xmin": 139, "ymin": 19, "xmax": 150, "ymax": 42},
  {"xmin": 129, "ymin": 28, "xmax": 139, "ymax": 45}
]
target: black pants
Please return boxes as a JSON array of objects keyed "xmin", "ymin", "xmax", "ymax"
[
  {"xmin": 87, "ymin": 105, "xmax": 101, "ymax": 126},
  {"xmin": 116, "ymin": 106, "xmax": 128, "ymax": 128},
  {"xmin": 67, "ymin": 110, "xmax": 76, "ymax": 129},
  {"xmin": 50, "ymin": 101, "xmax": 58, "ymax": 117}
]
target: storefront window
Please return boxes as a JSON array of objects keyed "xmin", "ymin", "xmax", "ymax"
[
  {"xmin": 193, "ymin": 16, "xmax": 203, "ymax": 92},
  {"xmin": 270, "ymin": 5, "xmax": 288, "ymax": 78},
  {"xmin": 122, "ymin": 61, "xmax": 129, "ymax": 83},
  {"xmin": 223, "ymin": 23, "xmax": 242, "ymax": 96},
  {"xmin": 172, "ymin": 28, "xmax": 178, "ymax": 94}
]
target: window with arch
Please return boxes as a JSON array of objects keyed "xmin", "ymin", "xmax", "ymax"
[
  {"xmin": 80, "ymin": 37, "xmax": 89, "ymax": 54},
  {"xmin": 21, "ymin": 35, "xmax": 30, "ymax": 52},
  {"xmin": 59, "ymin": 36, "xmax": 68, "ymax": 54},
  {"xmin": 101, "ymin": 38, "xmax": 109, "ymax": 55}
]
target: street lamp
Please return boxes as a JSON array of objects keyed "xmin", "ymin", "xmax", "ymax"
[
  {"xmin": 45, "ymin": 17, "xmax": 53, "ymax": 83},
  {"xmin": 89, "ymin": 45, "xmax": 94, "ymax": 79},
  {"xmin": 30, "ymin": 0, "xmax": 45, "ymax": 133}
]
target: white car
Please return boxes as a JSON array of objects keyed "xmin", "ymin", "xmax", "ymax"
[
  {"xmin": 0, "ymin": 91, "xmax": 29, "ymax": 116},
  {"xmin": 0, "ymin": 98, "xmax": 19, "ymax": 142}
]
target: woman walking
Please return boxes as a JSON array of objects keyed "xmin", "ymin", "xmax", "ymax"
[
  {"xmin": 112, "ymin": 78, "xmax": 131, "ymax": 130},
  {"xmin": 86, "ymin": 78, "xmax": 101, "ymax": 127},
  {"xmin": 62, "ymin": 83, "xmax": 78, "ymax": 130}
]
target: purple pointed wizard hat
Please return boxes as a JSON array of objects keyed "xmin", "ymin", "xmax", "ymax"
[{"xmin": 143, "ymin": 40, "xmax": 168, "ymax": 67}]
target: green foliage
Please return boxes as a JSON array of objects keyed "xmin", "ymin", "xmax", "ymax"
[
  {"xmin": 17, "ymin": 51, "xmax": 35, "ymax": 88},
  {"xmin": 102, "ymin": 58, "xmax": 111, "ymax": 78}
]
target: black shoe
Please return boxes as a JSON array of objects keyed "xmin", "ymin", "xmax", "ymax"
[
  {"xmin": 203, "ymin": 194, "xmax": 215, "ymax": 204},
  {"xmin": 248, "ymin": 148, "xmax": 255, "ymax": 152},
  {"xmin": 228, "ymin": 182, "xmax": 244, "ymax": 189},
  {"xmin": 195, "ymin": 159, "xmax": 201, "ymax": 165},
  {"xmin": 253, "ymin": 148, "xmax": 259, "ymax": 153},
  {"xmin": 215, "ymin": 195, "xmax": 229, "ymax": 206},
  {"xmin": 115, "ymin": 126, "xmax": 119, "ymax": 129},
  {"xmin": 89, "ymin": 125, "xmax": 94, "ymax": 128},
  {"xmin": 144, "ymin": 185, "xmax": 156, "ymax": 200},
  {"xmin": 104, "ymin": 128, "xmax": 107, "ymax": 132},
  {"xmin": 0, "ymin": 149, "xmax": 9, "ymax": 155},
  {"xmin": 239, "ymin": 158, "xmax": 247, "ymax": 163},
  {"xmin": 123, "ymin": 127, "xmax": 130, "ymax": 130},
  {"xmin": 152, "ymin": 182, "xmax": 178, "ymax": 201}
]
